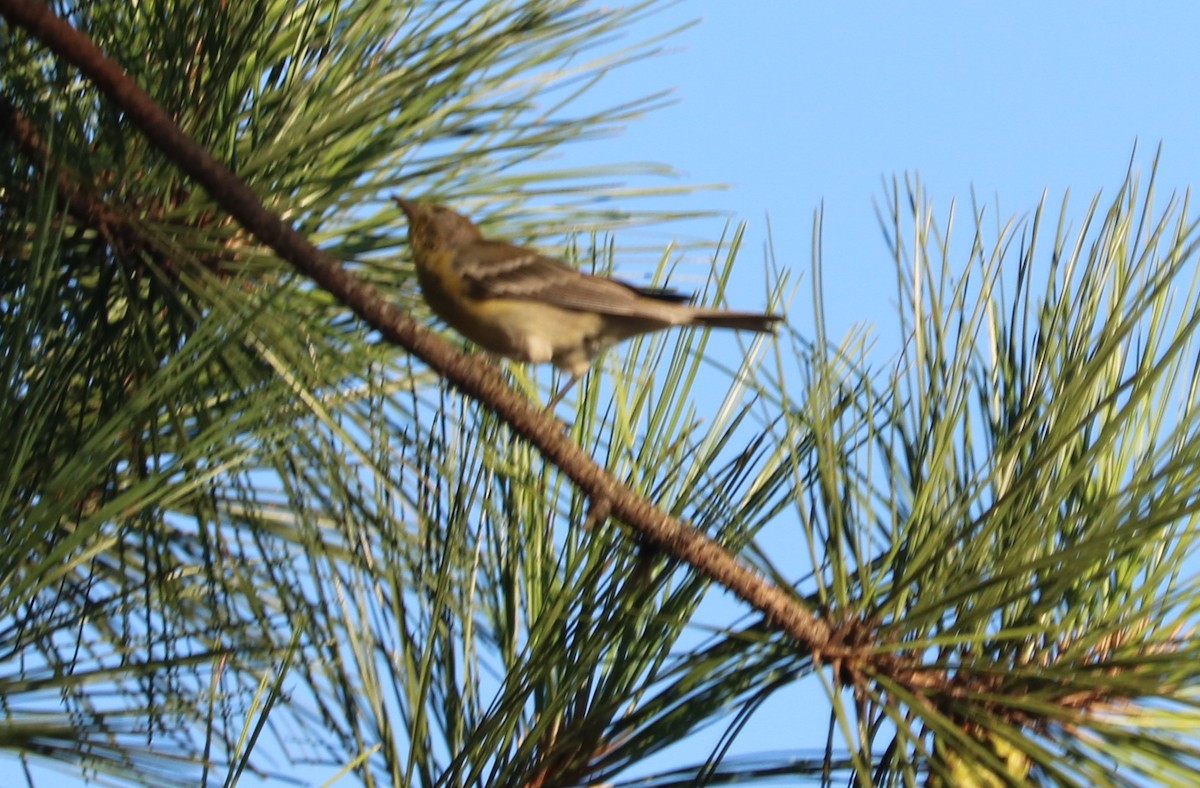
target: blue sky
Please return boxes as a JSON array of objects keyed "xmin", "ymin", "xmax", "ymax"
[
  {"xmin": 577, "ymin": 2, "xmax": 1200, "ymax": 346},
  {"xmin": 561, "ymin": 1, "xmax": 1200, "ymax": 779}
]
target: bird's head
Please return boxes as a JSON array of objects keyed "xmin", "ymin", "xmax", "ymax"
[{"xmin": 393, "ymin": 197, "xmax": 483, "ymax": 250}]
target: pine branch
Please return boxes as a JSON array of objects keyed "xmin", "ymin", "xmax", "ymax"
[{"xmin": 0, "ymin": 0, "xmax": 841, "ymax": 665}]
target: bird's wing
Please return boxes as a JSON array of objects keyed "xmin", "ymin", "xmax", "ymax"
[{"xmin": 459, "ymin": 240, "xmax": 691, "ymax": 318}]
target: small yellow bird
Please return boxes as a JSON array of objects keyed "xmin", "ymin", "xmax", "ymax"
[{"xmin": 394, "ymin": 197, "xmax": 782, "ymax": 404}]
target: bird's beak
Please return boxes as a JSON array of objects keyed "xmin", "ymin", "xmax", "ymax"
[{"xmin": 392, "ymin": 196, "xmax": 416, "ymax": 220}]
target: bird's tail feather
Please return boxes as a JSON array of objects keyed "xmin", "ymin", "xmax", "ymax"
[{"xmin": 689, "ymin": 310, "xmax": 783, "ymax": 333}]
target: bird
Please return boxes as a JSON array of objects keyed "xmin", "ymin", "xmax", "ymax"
[{"xmin": 393, "ymin": 197, "xmax": 783, "ymax": 406}]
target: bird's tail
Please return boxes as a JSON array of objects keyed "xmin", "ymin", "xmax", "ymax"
[{"xmin": 689, "ymin": 310, "xmax": 783, "ymax": 333}]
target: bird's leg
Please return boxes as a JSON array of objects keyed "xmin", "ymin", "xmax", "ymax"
[
  {"xmin": 543, "ymin": 371, "xmax": 582, "ymax": 412},
  {"xmin": 584, "ymin": 495, "xmax": 611, "ymax": 530}
]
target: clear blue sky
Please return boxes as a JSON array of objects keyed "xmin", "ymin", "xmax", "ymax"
[
  {"xmin": 562, "ymin": 1, "xmax": 1200, "ymax": 779},
  {"xmin": 578, "ymin": 2, "xmax": 1200, "ymax": 344}
]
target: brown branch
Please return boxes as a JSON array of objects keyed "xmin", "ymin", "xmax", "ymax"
[
  {"xmin": 0, "ymin": 93, "xmax": 132, "ymax": 254},
  {"xmin": 0, "ymin": 0, "xmax": 834, "ymax": 652},
  {"xmin": 0, "ymin": 93, "xmax": 222, "ymax": 275}
]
